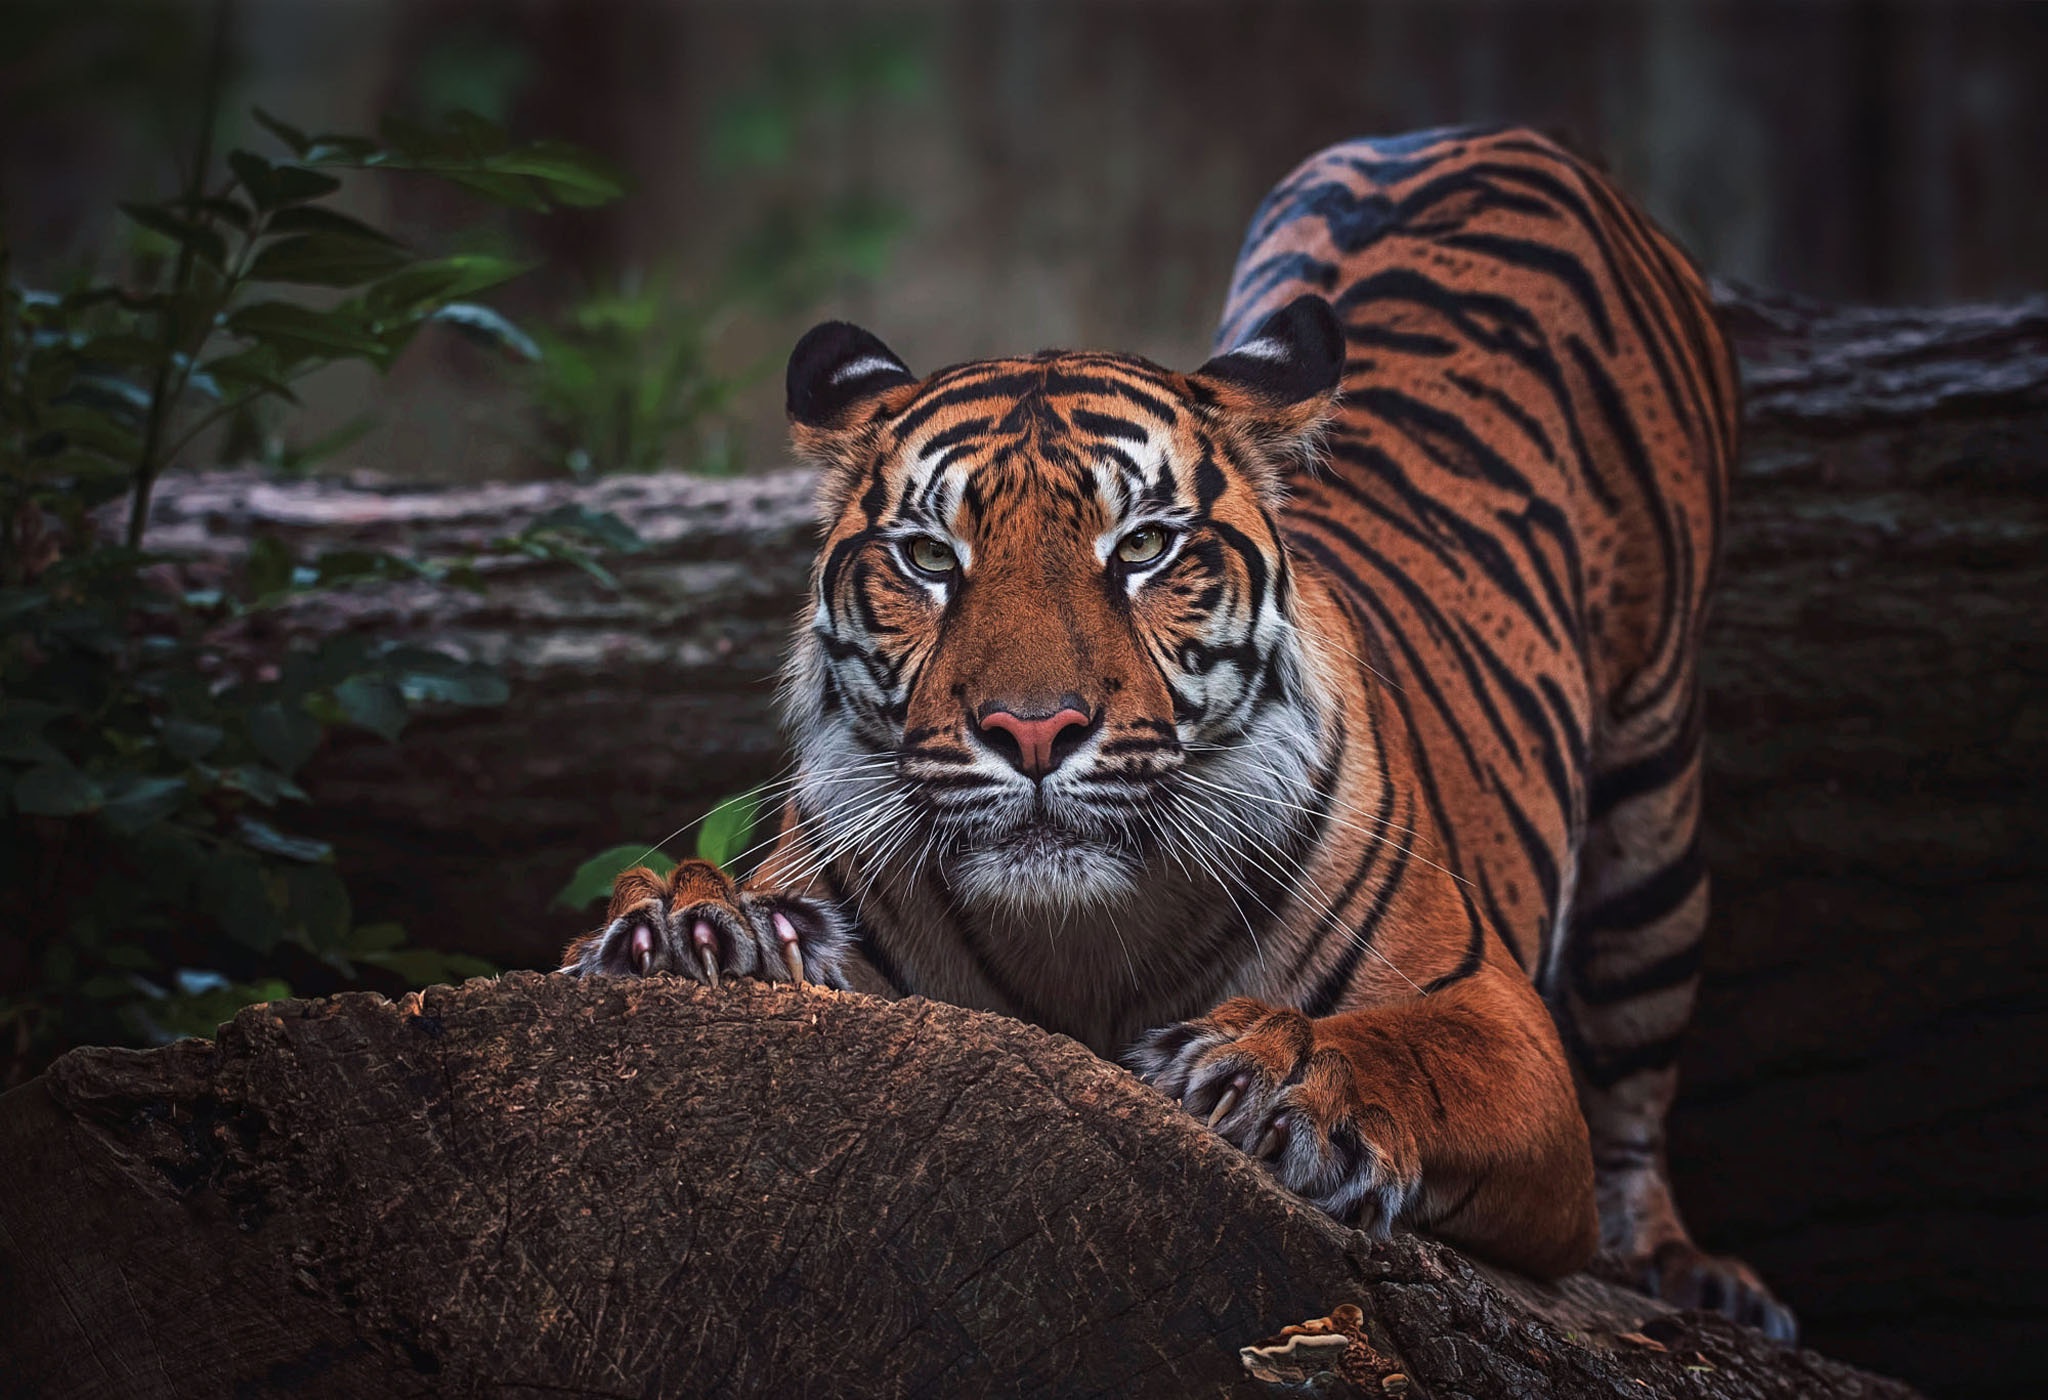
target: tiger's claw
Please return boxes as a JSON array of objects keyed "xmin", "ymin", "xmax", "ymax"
[
  {"xmin": 774, "ymin": 911, "xmax": 807, "ymax": 984},
  {"xmin": 558, "ymin": 861, "xmax": 856, "ymax": 990},
  {"xmin": 691, "ymin": 920, "xmax": 721, "ymax": 988},
  {"xmin": 1207, "ymin": 1081, "xmax": 1243, "ymax": 1129}
]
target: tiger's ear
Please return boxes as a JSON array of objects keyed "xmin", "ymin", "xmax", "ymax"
[
  {"xmin": 787, "ymin": 320, "xmax": 918, "ymax": 461},
  {"xmin": 1189, "ymin": 294, "xmax": 1344, "ymax": 477},
  {"xmin": 787, "ymin": 323, "xmax": 921, "ymax": 515}
]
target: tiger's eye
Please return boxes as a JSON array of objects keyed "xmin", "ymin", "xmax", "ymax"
[
  {"xmin": 906, "ymin": 536, "xmax": 958, "ymax": 575},
  {"xmin": 1116, "ymin": 526, "xmax": 1170, "ymax": 565}
]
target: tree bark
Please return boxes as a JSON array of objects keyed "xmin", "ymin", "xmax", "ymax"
[
  {"xmin": 125, "ymin": 287, "xmax": 2048, "ymax": 1395},
  {"xmin": 0, "ymin": 974, "xmax": 1920, "ymax": 1399}
]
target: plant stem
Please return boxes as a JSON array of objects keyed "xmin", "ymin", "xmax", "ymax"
[{"xmin": 126, "ymin": 0, "xmax": 234, "ymax": 551}]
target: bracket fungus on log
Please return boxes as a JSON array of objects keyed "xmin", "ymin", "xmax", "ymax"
[{"xmin": 0, "ymin": 973, "xmax": 1919, "ymax": 1398}]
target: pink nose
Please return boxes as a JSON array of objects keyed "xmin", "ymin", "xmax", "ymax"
[{"xmin": 977, "ymin": 705, "xmax": 1093, "ymax": 779}]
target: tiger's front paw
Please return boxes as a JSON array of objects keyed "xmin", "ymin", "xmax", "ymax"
[
  {"xmin": 1127, "ymin": 998, "xmax": 1421, "ymax": 1234},
  {"xmin": 559, "ymin": 860, "xmax": 852, "ymax": 988}
]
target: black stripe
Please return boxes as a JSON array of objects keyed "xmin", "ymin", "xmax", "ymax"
[
  {"xmin": 1573, "ymin": 1032, "xmax": 1684, "ymax": 1089},
  {"xmin": 1565, "ymin": 334, "xmax": 1685, "ymax": 717},
  {"xmin": 1574, "ymin": 940, "xmax": 1704, "ymax": 1008},
  {"xmin": 1573, "ymin": 834, "xmax": 1705, "ymax": 937},
  {"xmin": 1422, "ymin": 882, "xmax": 1489, "ymax": 993},
  {"xmin": 1588, "ymin": 699, "xmax": 1700, "ymax": 817},
  {"xmin": 1439, "ymin": 230, "xmax": 1616, "ymax": 352}
]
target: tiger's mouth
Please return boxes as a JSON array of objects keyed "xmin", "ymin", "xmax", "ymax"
[{"xmin": 943, "ymin": 809, "xmax": 1148, "ymax": 908}]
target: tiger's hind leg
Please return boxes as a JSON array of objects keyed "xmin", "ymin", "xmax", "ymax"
[{"xmin": 1553, "ymin": 697, "xmax": 1797, "ymax": 1342}]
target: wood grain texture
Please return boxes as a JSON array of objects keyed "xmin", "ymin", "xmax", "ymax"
[
  {"xmin": 1, "ymin": 974, "xmax": 1919, "ymax": 1399},
  {"xmin": 1674, "ymin": 288, "xmax": 2048, "ymax": 1400}
]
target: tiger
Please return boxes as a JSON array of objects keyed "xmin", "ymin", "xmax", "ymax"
[{"xmin": 562, "ymin": 125, "xmax": 1793, "ymax": 1337}]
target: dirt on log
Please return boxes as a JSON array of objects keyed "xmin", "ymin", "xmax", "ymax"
[
  {"xmin": 0, "ymin": 973, "xmax": 1921, "ymax": 1399},
  {"xmin": 127, "ymin": 287, "xmax": 2048, "ymax": 1397}
]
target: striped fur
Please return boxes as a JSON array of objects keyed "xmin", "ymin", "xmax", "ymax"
[{"xmin": 563, "ymin": 127, "xmax": 1791, "ymax": 1331}]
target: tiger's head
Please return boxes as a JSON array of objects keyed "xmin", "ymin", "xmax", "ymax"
[{"xmin": 779, "ymin": 295, "xmax": 1349, "ymax": 915}]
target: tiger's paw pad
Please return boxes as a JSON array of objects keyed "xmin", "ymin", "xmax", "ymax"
[
  {"xmin": 560, "ymin": 862, "xmax": 853, "ymax": 988},
  {"xmin": 1639, "ymin": 1241, "xmax": 1798, "ymax": 1343},
  {"xmin": 1127, "ymin": 1001, "xmax": 1421, "ymax": 1233}
]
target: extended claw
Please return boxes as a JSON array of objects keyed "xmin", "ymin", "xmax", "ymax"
[
  {"xmin": 630, "ymin": 923, "xmax": 656, "ymax": 976},
  {"xmin": 1207, "ymin": 1080, "xmax": 1243, "ymax": 1129},
  {"xmin": 1253, "ymin": 1121, "xmax": 1285, "ymax": 1161},
  {"xmin": 773, "ymin": 912, "xmax": 806, "ymax": 984},
  {"xmin": 691, "ymin": 919, "xmax": 720, "ymax": 989}
]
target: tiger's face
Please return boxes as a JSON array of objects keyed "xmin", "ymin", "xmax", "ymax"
[{"xmin": 780, "ymin": 296, "xmax": 1347, "ymax": 913}]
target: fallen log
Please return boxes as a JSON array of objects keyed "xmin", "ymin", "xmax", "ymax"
[{"xmin": 0, "ymin": 973, "xmax": 1920, "ymax": 1399}]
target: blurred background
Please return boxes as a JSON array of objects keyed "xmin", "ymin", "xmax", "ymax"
[
  {"xmin": 3, "ymin": 2, "xmax": 2044, "ymax": 1397},
  {"xmin": 8, "ymin": 0, "xmax": 2047, "ymax": 486}
]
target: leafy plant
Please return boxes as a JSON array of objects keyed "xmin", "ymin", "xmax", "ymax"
[
  {"xmin": 524, "ymin": 274, "xmax": 743, "ymax": 479},
  {"xmin": 554, "ymin": 790, "xmax": 763, "ymax": 912},
  {"xmin": 0, "ymin": 103, "xmax": 634, "ymax": 1085},
  {"xmin": 520, "ymin": 26, "xmax": 923, "ymax": 478}
]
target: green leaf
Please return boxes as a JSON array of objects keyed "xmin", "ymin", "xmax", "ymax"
[
  {"xmin": 36, "ymin": 405, "xmax": 144, "ymax": 461},
  {"xmin": 308, "ymin": 549, "xmax": 411, "ymax": 585},
  {"xmin": 196, "ymin": 196, "xmax": 255, "ymax": 230},
  {"xmin": 14, "ymin": 762, "xmax": 103, "ymax": 815},
  {"xmin": 483, "ymin": 143, "xmax": 629, "ymax": 205},
  {"xmin": 216, "ymin": 763, "xmax": 307, "ymax": 807},
  {"xmin": 245, "ymin": 535, "xmax": 296, "ymax": 600},
  {"xmin": 247, "ymin": 233, "xmax": 410, "ymax": 288},
  {"xmin": 118, "ymin": 201, "xmax": 227, "ymax": 268},
  {"xmin": 236, "ymin": 816, "xmax": 333, "ymax": 863},
  {"xmin": 439, "ymin": 170, "xmax": 551, "ymax": 212},
  {"xmin": 333, "ymin": 674, "xmax": 407, "ymax": 741},
  {"xmin": 201, "ymin": 346, "xmax": 300, "ymax": 402},
  {"xmin": 431, "ymin": 302, "xmax": 540, "ymax": 361},
  {"xmin": 365, "ymin": 255, "xmax": 532, "ymax": 316},
  {"xmin": 523, "ymin": 505, "xmax": 645, "ymax": 554},
  {"xmin": 511, "ymin": 536, "xmax": 617, "ymax": 590},
  {"xmin": 271, "ymin": 165, "xmax": 344, "ymax": 204},
  {"xmin": 160, "ymin": 716, "xmax": 225, "ymax": 761},
  {"xmin": 199, "ymin": 855, "xmax": 284, "ymax": 951},
  {"xmin": 285, "ymin": 865, "xmax": 352, "ymax": 947},
  {"xmin": 302, "ymin": 133, "xmax": 381, "ymax": 165},
  {"xmin": 228, "ymin": 301, "xmax": 386, "ymax": 361},
  {"xmin": 263, "ymin": 205, "xmax": 401, "ymax": 244},
  {"xmin": 346, "ymin": 922, "xmax": 407, "ymax": 954},
  {"xmin": 100, "ymin": 774, "xmax": 190, "ymax": 834},
  {"xmin": 378, "ymin": 111, "xmax": 499, "ymax": 162},
  {"xmin": 397, "ymin": 666, "xmax": 508, "ymax": 708},
  {"xmin": 99, "ymin": 943, "xmax": 158, "ymax": 971},
  {"xmin": 229, "ymin": 151, "xmax": 341, "ymax": 208},
  {"xmin": 247, "ymin": 699, "xmax": 322, "ymax": 774},
  {"xmin": 251, "ymin": 106, "xmax": 312, "ymax": 155},
  {"xmin": 0, "ymin": 590, "xmax": 50, "ymax": 624},
  {"xmin": 696, "ymin": 790, "xmax": 761, "ymax": 868},
  {"xmin": 554, "ymin": 844, "xmax": 677, "ymax": 910},
  {"xmin": 76, "ymin": 333, "xmax": 170, "ymax": 372}
]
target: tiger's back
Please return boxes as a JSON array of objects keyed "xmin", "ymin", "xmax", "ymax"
[{"xmin": 1228, "ymin": 126, "xmax": 1750, "ymax": 1309}]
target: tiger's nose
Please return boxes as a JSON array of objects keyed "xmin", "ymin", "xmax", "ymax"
[{"xmin": 976, "ymin": 698, "xmax": 1094, "ymax": 780}]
